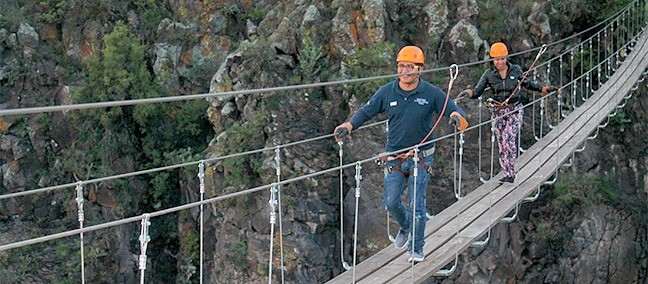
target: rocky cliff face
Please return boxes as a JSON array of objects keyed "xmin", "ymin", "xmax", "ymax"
[{"xmin": 0, "ymin": 0, "xmax": 645, "ymax": 283}]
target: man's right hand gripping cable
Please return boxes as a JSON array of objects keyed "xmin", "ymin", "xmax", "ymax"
[
  {"xmin": 334, "ymin": 123, "xmax": 353, "ymax": 141},
  {"xmin": 449, "ymin": 112, "xmax": 468, "ymax": 131}
]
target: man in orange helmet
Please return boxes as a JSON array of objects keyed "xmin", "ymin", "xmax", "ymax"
[
  {"xmin": 458, "ymin": 42, "xmax": 558, "ymax": 184},
  {"xmin": 334, "ymin": 46, "xmax": 468, "ymax": 262}
]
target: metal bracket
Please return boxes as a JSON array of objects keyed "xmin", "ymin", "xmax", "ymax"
[{"xmin": 500, "ymin": 203, "xmax": 519, "ymax": 223}]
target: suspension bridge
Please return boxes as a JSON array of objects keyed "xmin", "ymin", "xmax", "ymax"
[
  {"xmin": 327, "ymin": 20, "xmax": 648, "ymax": 284},
  {"xmin": 0, "ymin": 1, "xmax": 647, "ymax": 283}
]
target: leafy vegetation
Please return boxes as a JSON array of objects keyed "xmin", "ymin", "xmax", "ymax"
[
  {"xmin": 553, "ymin": 172, "xmax": 619, "ymax": 208},
  {"xmin": 299, "ymin": 38, "xmax": 327, "ymax": 83},
  {"xmin": 478, "ymin": 1, "xmax": 509, "ymax": 43},
  {"xmin": 71, "ymin": 21, "xmax": 211, "ymax": 210},
  {"xmin": 344, "ymin": 41, "xmax": 395, "ymax": 101},
  {"xmin": 39, "ymin": 0, "xmax": 68, "ymax": 24},
  {"xmin": 132, "ymin": 0, "xmax": 165, "ymax": 42},
  {"xmin": 177, "ymin": 211, "xmax": 200, "ymax": 283},
  {"xmin": 0, "ymin": 1, "xmax": 28, "ymax": 30},
  {"xmin": 228, "ymin": 240, "xmax": 249, "ymax": 270},
  {"xmin": 591, "ymin": 0, "xmax": 633, "ymax": 21},
  {"xmin": 219, "ymin": 112, "xmax": 266, "ymax": 188}
]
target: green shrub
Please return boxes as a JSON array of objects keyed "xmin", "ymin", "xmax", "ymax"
[
  {"xmin": 478, "ymin": 1, "xmax": 509, "ymax": 42},
  {"xmin": 228, "ymin": 240, "xmax": 249, "ymax": 269},
  {"xmin": 220, "ymin": 113, "xmax": 265, "ymax": 187},
  {"xmin": 345, "ymin": 42, "xmax": 395, "ymax": 101},
  {"xmin": 0, "ymin": 1, "xmax": 27, "ymax": 30},
  {"xmin": 299, "ymin": 38, "xmax": 326, "ymax": 82},
  {"xmin": 70, "ymin": 21, "xmax": 212, "ymax": 213},
  {"xmin": 133, "ymin": 0, "xmax": 163, "ymax": 41},
  {"xmin": 554, "ymin": 172, "xmax": 619, "ymax": 208}
]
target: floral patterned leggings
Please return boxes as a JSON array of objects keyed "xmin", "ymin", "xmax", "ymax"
[{"xmin": 490, "ymin": 104, "xmax": 523, "ymax": 178}]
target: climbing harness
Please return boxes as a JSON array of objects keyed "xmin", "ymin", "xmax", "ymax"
[
  {"xmin": 382, "ymin": 64, "xmax": 460, "ymax": 161},
  {"xmin": 375, "ymin": 147, "xmax": 435, "ymax": 177}
]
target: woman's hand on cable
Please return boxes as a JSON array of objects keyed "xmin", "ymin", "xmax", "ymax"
[
  {"xmin": 449, "ymin": 112, "xmax": 468, "ymax": 131},
  {"xmin": 334, "ymin": 122, "xmax": 353, "ymax": 141},
  {"xmin": 542, "ymin": 85, "xmax": 560, "ymax": 95},
  {"xmin": 455, "ymin": 89, "xmax": 472, "ymax": 102}
]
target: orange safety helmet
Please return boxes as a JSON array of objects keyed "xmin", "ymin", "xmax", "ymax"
[
  {"xmin": 396, "ymin": 46, "xmax": 425, "ymax": 64},
  {"xmin": 489, "ymin": 42, "xmax": 509, "ymax": 58}
]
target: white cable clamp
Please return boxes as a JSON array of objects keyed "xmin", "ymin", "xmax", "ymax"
[
  {"xmin": 138, "ymin": 213, "xmax": 151, "ymax": 271},
  {"xmin": 198, "ymin": 160, "xmax": 205, "ymax": 194},
  {"xmin": 75, "ymin": 182, "xmax": 84, "ymax": 223}
]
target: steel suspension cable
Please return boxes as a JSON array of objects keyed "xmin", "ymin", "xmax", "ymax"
[
  {"xmin": 351, "ymin": 162, "xmax": 363, "ymax": 283},
  {"xmin": 138, "ymin": 214, "xmax": 151, "ymax": 284},
  {"xmin": 409, "ymin": 147, "xmax": 420, "ymax": 280},
  {"xmin": 0, "ymin": 0, "xmax": 632, "ymax": 121},
  {"xmin": 267, "ymin": 183, "xmax": 278, "ymax": 284},
  {"xmin": 274, "ymin": 147, "xmax": 286, "ymax": 283},
  {"xmin": 75, "ymin": 182, "xmax": 86, "ymax": 284},
  {"xmin": 197, "ymin": 161, "xmax": 205, "ymax": 284},
  {"xmin": 477, "ymin": 96, "xmax": 493, "ymax": 184},
  {"xmin": 337, "ymin": 139, "xmax": 352, "ymax": 271},
  {"xmin": 1, "ymin": 8, "xmax": 633, "ymax": 204},
  {"xmin": 1, "ymin": 40, "xmax": 639, "ymax": 253}
]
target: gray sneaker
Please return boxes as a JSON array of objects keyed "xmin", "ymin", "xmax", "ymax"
[
  {"xmin": 394, "ymin": 229, "xmax": 409, "ymax": 249},
  {"xmin": 408, "ymin": 250, "xmax": 424, "ymax": 262}
]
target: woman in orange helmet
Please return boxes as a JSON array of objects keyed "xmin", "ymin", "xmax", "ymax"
[
  {"xmin": 334, "ymin": 46, "xmax": 468, "ymax": 262},
  {"xmin": 458, "ymin": 42, "xmax": 558, "ymax": 184}
]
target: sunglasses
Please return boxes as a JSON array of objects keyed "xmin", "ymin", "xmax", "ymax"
[{"xmin": 397, "ymin": 64, "xmax": 419, "ymax": 71}]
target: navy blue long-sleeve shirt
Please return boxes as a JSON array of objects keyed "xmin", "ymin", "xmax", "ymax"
[{"xmin": 349, "ymin": 79, "xmax": 466, "ymax": 152}]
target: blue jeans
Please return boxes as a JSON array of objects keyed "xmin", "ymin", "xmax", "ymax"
[{"xmin": 383, "ymin": 155, "xmax": 433, "ymax": 252}]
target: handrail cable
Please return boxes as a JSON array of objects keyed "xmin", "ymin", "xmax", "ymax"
[
  {"xmin": 0, "ymin": 1, "xmax": 630, "ymax": 118},
  {"xmin": 0, "ymin": 6, "xmax": 630, "ymax": 203}
]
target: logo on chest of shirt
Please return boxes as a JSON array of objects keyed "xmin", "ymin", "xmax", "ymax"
[{"xmin": 414, "ymin": 98, "xmax": 429, "ymax": 105}]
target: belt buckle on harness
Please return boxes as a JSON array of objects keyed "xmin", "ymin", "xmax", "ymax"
[
  {"xmin": 375, "ymin": 152, "xmax": 390, "ymax": 167},
  {"xmin": 421, "ymin": 147, "xmax": 435, "ymax": 157}
]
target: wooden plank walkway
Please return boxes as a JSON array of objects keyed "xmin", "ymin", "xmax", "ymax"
[{"xmin": 327, "ymin": 31, "xmax": 648, "ymax": 284}]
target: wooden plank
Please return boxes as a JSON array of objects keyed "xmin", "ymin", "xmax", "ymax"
[
  {"xmin": 326, "ymin": 180, "xmax": 501, "ymax": 283},
  {"xmin": 354, "ymin": 185, "xmax": 515, "ymax": 283},
  {"xmin": 356, "ymin": 170, "xmax": 539, "ymax": 283}
]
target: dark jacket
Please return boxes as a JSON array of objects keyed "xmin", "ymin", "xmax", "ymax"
[
  {"xmin": 349, "ymin": 79, "xmax": 466, "ymax": 152},
  {"xmin": 471, "ymin": 62, "xmax": 544, "ymax": 104}
]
